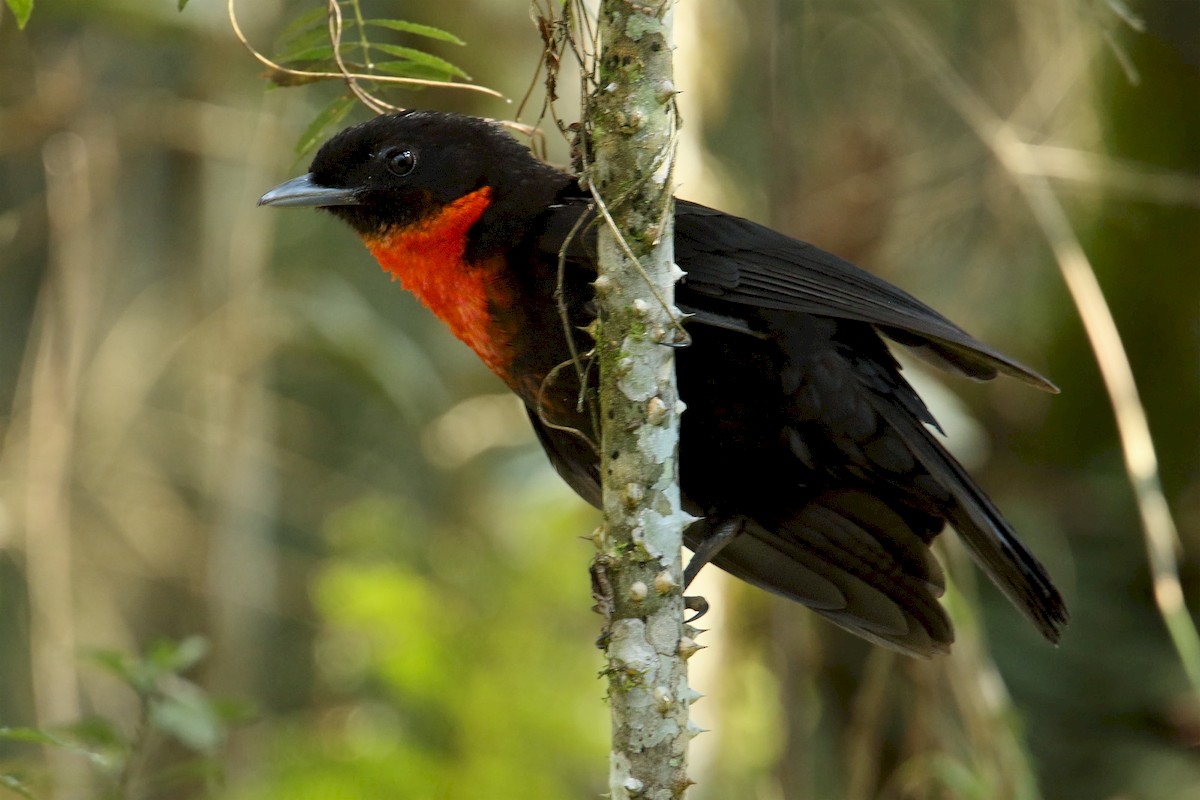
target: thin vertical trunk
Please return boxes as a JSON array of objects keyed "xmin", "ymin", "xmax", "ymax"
[{"xmin": 587, "ymin": 1, "xmax": 694, "ymax": 797}]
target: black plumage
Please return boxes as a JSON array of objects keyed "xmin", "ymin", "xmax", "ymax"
[{"xmin": 260, "ymin": 110, "xmax": 1069, "ymax": 656}]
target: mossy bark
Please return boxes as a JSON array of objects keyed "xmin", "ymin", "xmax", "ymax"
[{"xmin": 588, "ymin": 2, "xmax": 695, "ymax": 798}]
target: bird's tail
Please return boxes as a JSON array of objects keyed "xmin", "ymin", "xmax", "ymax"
[{"xmin": 868, "ymin": 396, "xmax": 1070, "ymax": 643}]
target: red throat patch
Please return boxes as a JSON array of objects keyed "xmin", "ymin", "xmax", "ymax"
[{"xmin": 360, "ymin": 187, "xmax": 515, "ymax": 380}]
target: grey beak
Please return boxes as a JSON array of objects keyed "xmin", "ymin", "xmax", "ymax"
[{"xmin": 257, "ymin": 174, "xmax": 362, "ymax": 208}]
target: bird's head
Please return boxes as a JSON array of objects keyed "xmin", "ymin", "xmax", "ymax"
[{"xmin": 259, "ymin": 110, "xmax": 569, "ymax": 258}]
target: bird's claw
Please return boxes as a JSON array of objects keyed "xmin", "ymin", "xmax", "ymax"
[{"xmin": 684, "ymin": 516, "xmax": 746, "ymax": 589}]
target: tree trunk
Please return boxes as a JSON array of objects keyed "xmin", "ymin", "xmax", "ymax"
[{"xmin": 587, "ymin": 2, "xmax": 694, "ymax": 798}]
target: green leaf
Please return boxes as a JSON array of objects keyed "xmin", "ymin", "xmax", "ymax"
[
  {"xmin": 274, "ymin": 26, "xmax": 334, "ymax": 64},
  {"xmin": 88, "ymin": 637, "xmax": 208, "ymax": 696},
  {"xmin": 210, "ymin": 696, "xmax": 259, "ymax": 726},
  {"xmin": 363, "ymin": 19, "xmax": 465, "ymax": 46},
  {"xmin": 150, "ymin": 680, "xmax": 225, "ymax": 754},
  {"xmin": 295, "ymin": 95, "xmax": 355, "ymax": 157},
  {"xmin": 373, "ymin": 61, "xmax": 458, "ymax": 83},
  {"xmin": 370, "ymin": 43, "xmax": 470, "ymax": 80},
  {"xmin": 275, "ymin": 5, "xmax": 328, "ymax": 46},
  {"xmin": 87, "ymin": 648, "xmax": 148, "ymax": 693},
  {"xmin": 177, "ymin": 0, "xmax": 189, "ymax": 10},
  {"xmin": 0, "ymin": 728, "xmax": 62, "ymax": 746},
  {"xmin": 5, "ymin": 0, "xmax": 33, "ymax": 29},
  {"xmin": 276, "ymin": 44, "xmax": 336, "ymax": 66},
  {"xmin": 66, "ymin": 717, "xmax": 126, "ymax": 751},
  {"xmin": 148, "ymin": 635, "xmax": 209, "ymax": 674},
  {"xmin": 0, "ymin": 774, "xmax": 37, "ymax": 800},
  {"xmin": 0, "ymin": 728, "xmax": 112, "ymax": 769}
]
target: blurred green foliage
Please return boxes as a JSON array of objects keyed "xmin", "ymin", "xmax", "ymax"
[
  {"xmin": 3, "ymin": 0, "xmax": 31, "ymax": 30},
  {"xmin": 221, "ymin": 489, "xmax": 607, "ymax": 800},
  {"xmin": 1, "ymin": 1, "xmax": 1198, "ymax": 799},
  {"xmin": 0, "ymin": 637, "xmax": 245, "ymax": 799}
]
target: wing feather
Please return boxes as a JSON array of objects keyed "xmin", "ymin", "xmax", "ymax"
[{"xmin": 675, "ymin": 202, "xmax": 1057, "ymax": 392}]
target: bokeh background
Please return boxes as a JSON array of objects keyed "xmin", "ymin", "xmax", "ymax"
[{"xmin": 1, "ymin": 1, "xmax": 1198, "ymax": 798}]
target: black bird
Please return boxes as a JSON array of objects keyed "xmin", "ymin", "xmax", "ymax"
[{"xmin": 260, "ymin": 110, "xmax": 1069, "ymax": 656}]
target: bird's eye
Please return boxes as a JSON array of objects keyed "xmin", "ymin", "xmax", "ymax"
[{"xmin": 382, "ymin": 147, "xmax": 417, "ymax": 177}]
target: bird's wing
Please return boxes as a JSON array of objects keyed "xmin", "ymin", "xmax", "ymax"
[{"xmin": 674, "ymin": 201, "xmax": 1057, "ymax": 392}]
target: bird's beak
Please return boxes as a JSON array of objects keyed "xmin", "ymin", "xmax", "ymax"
[{"xmin": 257, "ymin": 174, "xmax": 362, "ymax": 208}]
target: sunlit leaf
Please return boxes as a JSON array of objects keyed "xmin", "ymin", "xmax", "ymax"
[
  {"xmin": 4, "ymin": 0, "xmax": 32, "ymax": 30},
  {"xmin": 370, "ymin": 44, "xmax": 469, "ymax": 80},
  {"xmin": 363, "ymin": 19, "xmax": 466, "ymax": 46},
  {"xmin": 295, "ymin": 95, "xmax": 355, "ymax": 156}
]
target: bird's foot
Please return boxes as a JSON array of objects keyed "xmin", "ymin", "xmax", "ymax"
[{"xmin": 684, "ymin": 516, "xmax": 745, "ymax": 588}]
